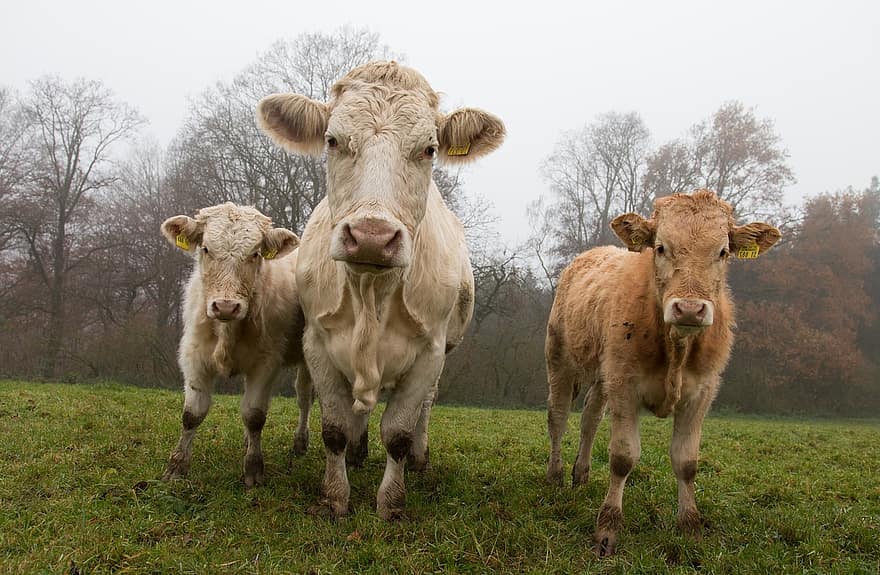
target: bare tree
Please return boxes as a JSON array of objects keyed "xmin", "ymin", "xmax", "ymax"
[
  {"xmin": 645, "ymin": 101, "xmax": 794, "ymax": 219},
  {"xmin": 535, "ymin": 111, "xmax": 651, "ymax": 278},
  {"xmin": 12, "ymin": 77, "xmax": 143, "ymax": 377}
]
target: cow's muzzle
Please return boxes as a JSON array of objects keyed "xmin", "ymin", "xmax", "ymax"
[
  {"xmin": 207, "ymin": 298, "xmax": 247, "ymax": 322},
  {"xmin": 664, "ymin": 298, "xmax": 714, "ymax": 332},
  {"xmin": 330, "ymin": 216, "xmax": 410, "ymax": 270}
]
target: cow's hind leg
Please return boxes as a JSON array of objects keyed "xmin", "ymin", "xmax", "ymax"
[
  {"xmin": 163, "ymin": 364, "xmax": 214, "ymax": 481},
  {"xmin": 572, "ymin": 381, "xmax": 606, "ymax": 486},
  {"xmin": 670, "ymin": 384, "xmax": 714, "ymax": 536},
  {"xmin": 345, "ymin": 412, "xmax": 369, "ymax": 468},
  {"xmin": 241, "ymin": 365, "xmax": 278, "ymax": 488},
  {"xmin": 547, "ymin": 365, "xmax": 576, "ymax": 485},
  {"xmin": 594, "ymin": 386, "xmax": 641, "ymax": 558},
  {"xmin": 291, "ymin": 363, "xmax": 313, "ymax": 457},
  {"xmin": 407, "ymin": 376, "xmax": 438, "ymax": 472}
]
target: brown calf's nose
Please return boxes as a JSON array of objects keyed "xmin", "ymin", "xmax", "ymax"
[
  {"xmin": 673, "ymin": 300, "xmax": 707, "ymax": 322},
  {"xmin": 211, "ymin": 299, "xmax": 241, "ymax": 320}
]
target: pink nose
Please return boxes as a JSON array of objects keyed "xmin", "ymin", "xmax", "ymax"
[
  {"xmin": 341, "ymin": 218, "xmax": 402, "ymax": 266},
  {"xmin": 211, "ymin": 299, "xmax": 241, "ymax": 320},
  {"xmin": 671, "ymin": 299, "xmax": 707, "ymax": 325}
]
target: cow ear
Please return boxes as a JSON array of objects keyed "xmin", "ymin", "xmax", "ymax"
[
  {"xmin": 611, "ymin": 213, "xmax": 655, "ymax": 252},
  {"xmin": 729, "ymin": 222, "xmax": 781, "ymax": 259},
  {"xmin": 257, "ymin": 93, "xmax": 329, "ymax": 156},
  {"xmin": 261, "ymin": 228, "xmax": 300, "ymax": 260},
  {"xmin": 161, "ymin": 216, "xmax": 203, "ymax": 252},
  {"xmin": 437, "ymin": 108, "xmax": 505, "ymax": 165}
]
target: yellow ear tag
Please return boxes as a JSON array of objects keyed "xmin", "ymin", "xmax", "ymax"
[
  {"xmin": 447, "ymin": 143, "xmax": 471, "ymax": 157},
  {"xmin": 261, "ymin": 247, "xmax": 278, "ymax": 260},
  {"xmin": 175, "ymin": 234, "xmax": 190, "ymax": 251},
  {"xmin": 737, "ymin": 243, "xmax": 760, "ymax": 259}
]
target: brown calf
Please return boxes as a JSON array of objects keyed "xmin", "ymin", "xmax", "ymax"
[{"xmin": 545, "ymin": 190, "xmax": 781, "ymax": 556}]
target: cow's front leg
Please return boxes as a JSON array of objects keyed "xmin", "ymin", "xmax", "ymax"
[
  {"xmin": 163, "ymin": 363, "xmax": 215, "ymax": 480},
  {"xmin": 240, "ymin": 364, "xmax": 278, "ymax": 488},
  {"xmin": 406, "ymin": 376, "xmax": 438, "ymax": 472},
  {"xmin": 377, "ymin": 349, "xmax": 444, "ymax": 520},
  {"xmin": 594, "ymin": 385, "xmax": 641, "ymax": 558},
  {"xmin": 670, "ymin": 384, "xmax": 713, "ymax": 536},
  {"xmin": 291, "ymin": 363, "xmax": 313, "ymax": 457}
]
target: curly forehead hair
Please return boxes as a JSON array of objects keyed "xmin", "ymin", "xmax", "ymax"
[
  {"xmin": 195, "ymin": 202, "xmax": 272, "ymax": 229},
  {"xmin": 330, "ymin": 61, "xmax": 440, "ymax": 110},
  {"xmin": 653, "ymin": 189, "xmax": 736, "ymax": 227}
]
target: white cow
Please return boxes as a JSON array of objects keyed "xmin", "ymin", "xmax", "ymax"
[
  {"xmin": 160, "ymin": 203, "xmax": 313, "ymax": 487},
  {"xmin": 257, "ymin": 61, "xmax": 505, "ymax": 518}
]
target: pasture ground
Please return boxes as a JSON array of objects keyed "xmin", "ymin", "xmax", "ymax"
[{"xmin": 1, "ymin": 381, "xmax": 878, "ymax": 574}]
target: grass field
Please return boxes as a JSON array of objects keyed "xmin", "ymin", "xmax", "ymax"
[{"xmin": 1, "ymin": 381, "xmax": 878, "ymax": 574}]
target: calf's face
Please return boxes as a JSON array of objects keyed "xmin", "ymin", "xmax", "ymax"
[
  {"xmin": 257, "ymin": 62, "xmax": 504, "ymax": 273},
  {"xmin": 612, "ymin": 190, "xmax": 781, "ymax": 336},
  {"xmin": 161, "ymin": 203, "xmax": 298, "ymax": 321}
]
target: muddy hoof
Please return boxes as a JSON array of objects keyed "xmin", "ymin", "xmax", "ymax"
[
  {"xmin": 594, "ymin": 534, "xmax": 617, "ymax": 558},
  {"xmin": 677, "ymin": 509, "xmax": 703, "ymax": 538},
  {"xmin": 292, "ymin": 434, "xmax": 309, "ymax": 457},
  {"xmin": 162, "ymin": 451, "xmax": 190, "ymax": 481},
  {"xmin": 307, "ymin": 499, "xmax": 348, "ymax": 520}
]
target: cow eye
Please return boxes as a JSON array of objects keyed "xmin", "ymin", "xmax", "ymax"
[
  {"xmin": 424, "ymin": 145, "xmax": 437, "ymax": 158},
  {"xmin": 720, "ymin": 248, "xmax": 730, "ymax": 259},
  {"xmin": 201, "ymin": 246, "xmax": 209, "ymax": 255},
  {"xmin": 655, "ymin": 245, "xmax": 665, "ymax": 255},
  {"xmin": 326, "ymin": 135, "xmax": 338, "ymax": 149}
]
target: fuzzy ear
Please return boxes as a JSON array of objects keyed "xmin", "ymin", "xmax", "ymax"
[
  {"xmin": 611, "ymin": 213, "xmax": 655, "ymax": 252},
  {"xmin": 161, "ymin": 216, "xmax": 203, "ymax": 252},
  {"xmin": 437, "ymin": 108, "xmax": 505, "ymax": 164},
  {"xmin": 257, "ymin": 93, "xmax": 329, "ymax": 156},
  {"xmin": 260, "ymin": 228, "xmax": 300, "ymax": 260},
  {"xmin": 729, "ymin": 222, "xmax": 781, "ymax": 259}
]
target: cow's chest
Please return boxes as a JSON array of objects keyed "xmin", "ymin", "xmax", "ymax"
[{"xmin": 323, "ymin": 322, "xmax": 424, "ymax": 389}]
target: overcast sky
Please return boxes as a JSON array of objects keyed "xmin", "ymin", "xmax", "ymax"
[{"xmin": 2, "ymin": 0, "xmax": 877, "ymax": 244}]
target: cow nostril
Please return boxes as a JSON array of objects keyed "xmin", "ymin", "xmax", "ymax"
[
  {"xmin": 385, "ymin": 229, "xmax": 402, "ymax": 254},
  {"xmin": 673, "ymin": 301, "xmax": 683, "ymax": 318},
  {"xmin": 695, "ymin": 304, "xmax": 706, "ymax": 319},
  {"xmin": 231, "ymin": 303, "xmax": 240, "ymax": 316},
  {"xmin": 211, "ymin": 301, "xmax": 220, "ymax": 313},
  {"xmin": 342, "ymin": 223, "xmax": 357, "ymax": 249}
]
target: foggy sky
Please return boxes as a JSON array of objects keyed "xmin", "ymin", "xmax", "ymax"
[{"xmin": 2, "ymin": 0, "xmax": 877, "ymax": 244}]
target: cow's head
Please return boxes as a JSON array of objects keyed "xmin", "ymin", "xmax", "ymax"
[
  {"xmin": 611, "ymin": 190, "xmax": 781, "ymax": 336},
  {"xmin": 161, "ymin": 203, "xmax": 299, "ymax": 321},
  {"xmin": 257, "ymin": 61, "xmax": 505, "ymax": 273}
]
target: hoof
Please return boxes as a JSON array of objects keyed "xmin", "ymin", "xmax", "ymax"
[
  {"xmin": 571, "ymin": 464, "xmax": 590, "ymax": 487},
  {"xmin": 594, "ymin": 504, "xmax": 623, "ymax": 557},
  {"xmin": 243, "ymin": 453, "xmax": 264, "ymax": 488},
  {"xmin": 677, "ymin": 508, "xmax": 703, "ymax": 538},
  {"xmin": 594, "ymin": 533, "xmax": 618, "ymax": 558},
  {"xmin": 292, "ymin": 433, "xmax": 309, "ymax": 457},
  {"xmin": 546, "ymin": 466, "xmax": 563, "ymax": 486},
  {"xmin": 307, "ymin": 499, "xmax": 348, "ymax": 520},
  {"xmin": 162, "ymin": 451, "xmax": 190, "ymax": 481},
  {"xmin": 378, "ymin": 506, "xmax": 408, "ymax": 521}
]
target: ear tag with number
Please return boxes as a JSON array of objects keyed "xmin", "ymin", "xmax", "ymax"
[
  {"xmin": 737, "ymin": 243, "xmax": 760, "ymax": 259},
  {"xmin": 447, "ymin": 143, "xmax": 471, "ymax": 157},
  {"xmin": 261, "ymin": 247, "xmax": 278, "ymax": 260},
  {"xmin": 175, "ymin": 234, "xmax": 190, "ymax": 251}
]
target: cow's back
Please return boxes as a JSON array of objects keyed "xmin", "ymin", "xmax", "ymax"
[{"xmin": 549, "ymin": 246, "xmax": 643, "ymax": 371}]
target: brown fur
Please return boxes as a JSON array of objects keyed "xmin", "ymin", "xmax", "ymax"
[{"xmin": 546, "ymin": 189, "xmax": 780, "ymax": 555}]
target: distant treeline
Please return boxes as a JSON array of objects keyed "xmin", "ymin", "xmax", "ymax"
[{"xmin": 0, "ymin": 28, "xmax": 877, "ymax": 416}]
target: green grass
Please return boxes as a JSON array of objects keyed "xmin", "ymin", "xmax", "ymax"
[{"xmin": 1, "ymin": 381, "xmax": 878, "ymax": 574}]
